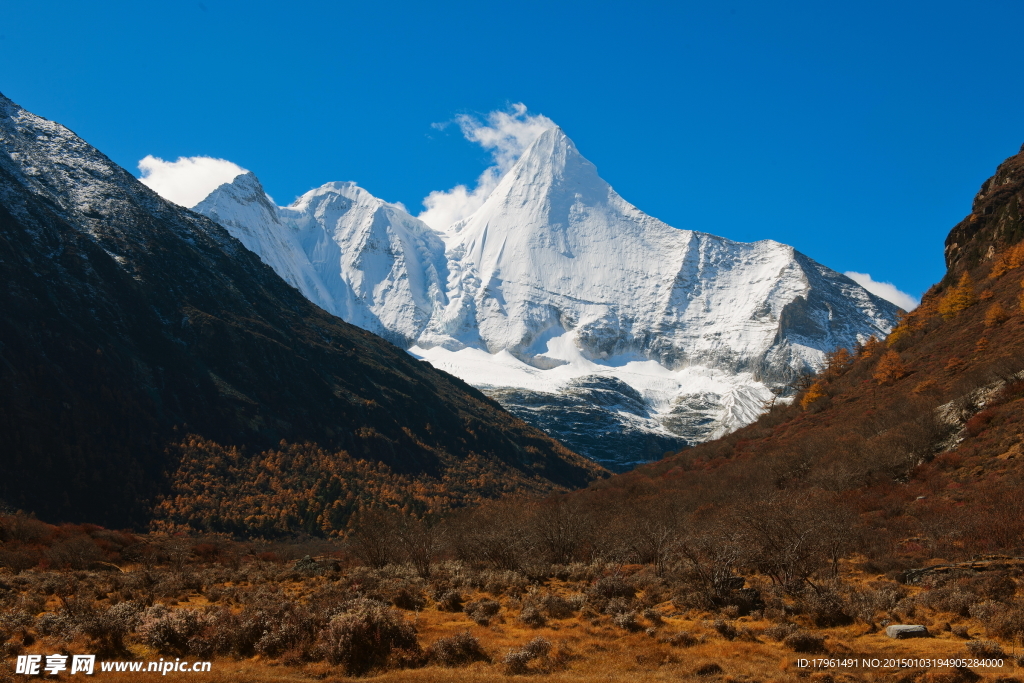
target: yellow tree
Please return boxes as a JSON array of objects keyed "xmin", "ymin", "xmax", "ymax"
[
  {"xmin": 984, "ymin": 302, "xmax": 1008, "ymax": 327},
  {"xmin": 859, "ymin": 335, "xmax": 882, "ymax": 358},
  {"xmin": 938, "ymin": 273, "xmax": 976, "ymax": 319},
  {"xmin": 824, "ymin": 347, "xmax": 853, "ymax": 379},
  {"xmin": 874, "ymin": 350, "xmax": 908, "ymax": 384},
  {"xmin": 800, "ymin": 381, "xmax": 827, "ymax": 410}
]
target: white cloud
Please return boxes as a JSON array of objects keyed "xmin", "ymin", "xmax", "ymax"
[
  {"xmin": 418, "ymin": 103, "xmax": 555, "ymax": 230},
  {"xmin": 138, "ymin": 155, "xmax": 247, "ymax": 208},
  {"xmin": 844, "ymin": 271, "xmax": 919, "ymax": 311}
]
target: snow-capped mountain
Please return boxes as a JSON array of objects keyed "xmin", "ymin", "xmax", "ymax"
[
  {"xmin": 195, "ymin": 175, "xmax": 448, "ymax": 347},
  {"xmin": 194, "ymin": 127, "xmax": 901, "ymax": 470}
]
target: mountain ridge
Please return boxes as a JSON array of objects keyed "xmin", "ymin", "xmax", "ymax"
[{"xmin": 196, "ymin": 126, "xmax": 902, "ymax": 469}]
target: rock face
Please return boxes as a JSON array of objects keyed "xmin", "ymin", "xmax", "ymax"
[
  {"xmin": 945, "ymin": 143, "xmax": 1024, "ymax": 276},
  {"xmin": 195, "ymin": 127, "xmax": 902, "ymax": 470},
  {"xmin": 0, "ymin": 92, "xmax": 603, "ymax": 526}
]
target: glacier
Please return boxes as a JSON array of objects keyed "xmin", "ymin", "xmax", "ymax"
[{"xmin": 193, "ymin": 127, "xmax": 901, "ymax": 470}]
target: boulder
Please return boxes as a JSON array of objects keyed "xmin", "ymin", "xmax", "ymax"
[{"xmin": 885, "ymin": 625, "xmax": 929, "ymax": 639}]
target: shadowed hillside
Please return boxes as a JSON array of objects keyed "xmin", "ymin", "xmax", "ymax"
[{"xmin": 0, "ymin": 92, "xmax": 604, "ymax": 529}]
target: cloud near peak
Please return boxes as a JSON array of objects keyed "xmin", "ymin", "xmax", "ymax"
[
  {"xmin": 138, "ymin": 155, "xmax": 247, "ymax": 208},
  {"xmin": 418, "ymin": 103, "xmax": 555, "ymax": 230},
  {"xmin": 844, "ymin": 271, "xmax": 919, "ymax": 311}
]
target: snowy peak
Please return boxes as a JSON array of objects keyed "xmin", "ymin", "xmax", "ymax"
[
  {"xmin": 497, "ymin": 127, "xmax": 605, "ymax": 203},
  {"xmin": 192, "ymin": 125, "xmax": 901, "ymax": 469},
  {"xmin": 195, "ymin": 174, "xmax": 449, "ymax": 346}
]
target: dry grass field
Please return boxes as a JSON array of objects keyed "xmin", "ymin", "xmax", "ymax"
[{"xmin": 2, "ymin": 549, "xmax": 1023, "ymax": 683}]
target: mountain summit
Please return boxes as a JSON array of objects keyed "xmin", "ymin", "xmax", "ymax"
[{"xmin": 196, "ymin": 126, "xmax": 902, "ymax": 469}]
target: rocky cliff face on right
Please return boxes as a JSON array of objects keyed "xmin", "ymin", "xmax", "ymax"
[
  {"xmin": 196, "ymin": 128, "xmax": 902, "ymax": 470},
  {"xmin": 945, "ymin": 142, "xmax": 1024, "ymax": 277}
]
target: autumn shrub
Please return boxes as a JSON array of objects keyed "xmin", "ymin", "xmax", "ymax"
[
  {"xmin": 988, "ymin": 604, "xmax": 1024, "ymax": 641},
  {"xmin": 799, "ymin": 584, "xmax": 853, "ymax": 627},
  {"xmin": 464, "ymin": 598, "xmax": 501, "ymax": 625},
  {"xmin": 782, "ymin": 629, "xmax": 826, "ymax": 653},
  {"xmin": 875, "ymin": 351, "xmax": 909, "ymax": 384},
  {"xmin": 503, "ymin": 637, "xmax": 551, "ymax": 675},
  {"xmin": 391, "ymin": 586, "xmax": 426, "ymax": 611},
  {"xmin": 426, "ymin": 630, "xmax": 489, "ymax": 667},
  {"xmin": 695, "ymin": 662, "xmax": 724, "ymax": 677},
  {"xmin": 76, "ymin": 601, "xmax": 143, "ymax": 656},
  {"xmin": 602, "ymin": 596, "xmax": 634, "ymax": 615},
  {"xmin": 965, "ymin": 640, "xmax": 1005, "ymax": 659},
  {"xmin": 939, "ymin": 274, "xmax": 976, "ymax": 318},
  {"xmin": 0, "ymin": 550, "xmax": 37, "ymax": 572},
  {"xmin": 433, "ymin": 589, "xmax": 463, "ymax": 612},
  {"xmin": 545, "ymin": 594, "xmax": 572, "ymax": 619},
  {"xmin": 480, "ymin": 569, "xmax": 528, "ymax": 596},
  {"xmin": 139, "ymin": 605, "xmax": 206, "ymax": 656},
  {"xmin": 661, "ymin": 631, "xmax": 699, "ymax": 647},
  {"xmin": 711, "ymin": 619, "xmax": 737, "ymax": 639},
  {"xmin": 613, "ymin": 610, "xmax": 641, "ymax": 631},
  {"xmin": 312, "ymin": 598, "xmax": 420, "ymax": 676},
  {"xmin": 642, "ymin": 607, "xmax": 663, "ymax": 625},
  {"xmin": 589, "ymin": 576, "xmax": 636, "ymax": 600},
  {"xmin": 517, "ymin": 605, "xmax": 546, "ymax": 628},
  {"xmin": 985, "ymin": 303, "xmax": 1009, "ymax": 327}
]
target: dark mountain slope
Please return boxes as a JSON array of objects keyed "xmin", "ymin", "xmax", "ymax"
[
  {"xmin": 0, "ymin": 93, "xmax": 603, "ymax": 528},
  {"xmin": 577, "ymin": 143, "xmax": 1024, "ymax": 565},
  {"xmin": 946, "ymin": 143, "xmax": 1024, "ymax": 276}
]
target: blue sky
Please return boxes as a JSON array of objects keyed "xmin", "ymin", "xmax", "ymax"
[{"xmin": 3, "ymin": 0, "xmax": 1024, "ymax": 305}]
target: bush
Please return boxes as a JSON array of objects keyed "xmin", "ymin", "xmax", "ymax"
[
  {"xmin": 782, "ymin": 630, "xmax": 826, "ymax": 653},
  {"xmin": 464, "ymin": 599, "xmax": 501, "ymax": 626},
  {"xmin": 539, "ymin": 594, "xmax": 577, "ymax": 619},
  {"xmin": 503, "ymin": 637, "xmax": 551, "ymax": 675},
  {"xmin": 588, "ymin": 576, "xmax": 635, "ymax": 600},
  {"xmin": 661, "ymin": 631, "xmax": 698, "ymax": 647},
  {"xmin": 434, "ymin": 590, "xmax": 463, "ymax": 613},
  {"xmin": 79, "ymin": 601, "xmax": 143, "ymax": 656},
  {"xmin": 391, "ymin": 587, "xmax": 426, "ymax": 611},
  {"xmin": 763, "ymin": 622, "xmax": 798, "ymax": 642},
  {"xmin": 602, "ymin": 597, "xmax": 633, "ymax": 615},
  {"xmin": 613, "ymin": 611, "xmax": 641, "ymax": 631},
  {"xmin": 426, "ymin": 631, "xmax": 489, "ymax": 667},
  {"xmin": 801, "ymin": 585, "xmax": 853, "ymax": 627},
  {"xmin": 313, "ymin": 598, "xmax": 421, "ymax": 676},
  {"xmin": 712, "ymin": 619, "xmax": 737, "ymax": 640},
  {"xmin": 642, "ymin": 607, "xmax": 663, "ymax": 625},
  {"xmin": 695, "ymin": 662, "xmax": 723, "ymax": 676},
  {"xmin": 140, "ymin": 605, "xmax": 205, "ymax": 656},
  {"xmin": 518, "ymin": 606, "xmax": 546, "ymax": 628},
  {"xmin": 965, "ymin": 640, "xmax": 1005, "ymax": 659}
]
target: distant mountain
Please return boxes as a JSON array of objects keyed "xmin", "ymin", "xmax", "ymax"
[
  {"xmin": 0, "ymin": 92, "xmax": 603, "ymax": 527},
  {"xmin": 197, "ymin": 128, "xmax": 901, "ymax": 470}
]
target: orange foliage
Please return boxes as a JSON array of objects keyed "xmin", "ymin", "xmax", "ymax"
[
  {"xmin": 799, "ymin": 381, "xmax": 826, "ymax": 410},
  {"xmin": 989, "ymin": 240, "xmax": 1024, "ymax": 278},
  {"xmin": 984, "ymin": 302, "xmax": 1008, "ymax": 327},
  {"xmin": 937, "ymin": 273, "xmax": 976, "ymax": 318},
  {"xmin": 873, "ymin": 350, "xmax": 908, "ymax": 384},
  {"xmin": 858, "ymin": 335, "xmax": 882, "ymax": 358}
]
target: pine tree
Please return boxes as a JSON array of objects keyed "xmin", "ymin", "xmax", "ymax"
[
  {"xmin": 859, "ymin": 335, "xmax": 882, "ymax": 358},
  {"xmin": 937, "ymin": 273, "xmax": 976, "ymax": 319},
  {"xmin": 873, "ymin": 350, "xmax": 908, "ymax": 384},
  {"xmin": 800, "ymin": 381, "xmax": 827, "ymax": 410},
  {"xmin": 989, "ymin": 241, "xmax": 1024, "ymax": 279},
  {"xmin": 825, "ymin": 348, "xmax": 852, "ymax": 378},
  {"xmin": 984, "ymin": 302, "xmax": 1008, "ymax": 327}
]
